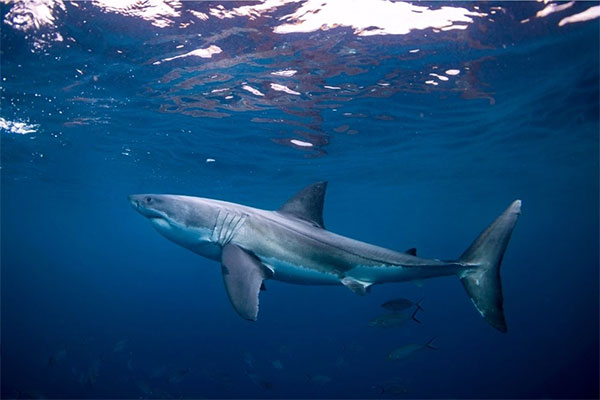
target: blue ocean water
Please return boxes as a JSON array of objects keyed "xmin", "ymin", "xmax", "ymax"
[{"xmin": 1, "ymin": 1, "xmax": 598, "ymax": 398}]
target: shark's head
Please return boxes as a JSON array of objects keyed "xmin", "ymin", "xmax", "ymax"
[{"xmin": 129, "ymin": 194, "xmax": 222, "ymax": 259}]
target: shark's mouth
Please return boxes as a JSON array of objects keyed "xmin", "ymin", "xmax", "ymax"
[
  {"xmin": 150, "ymin": 216, "xmax": 170, "ymax": 230},
  {"xmin": 137, "ymin": 206, "xmax": 170, "ymax": 229},
  {"xmin": 129, "ymin": 198, "xmax": 166, "ymax": 220},
  {"xmin": 138, "ymin": 207, "xmax": 166, "ymax": 220}
]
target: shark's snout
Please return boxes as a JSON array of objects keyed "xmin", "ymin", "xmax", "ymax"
[
  {"xmin": 128, "ymin": 194, "xmax": 164, "ymax": 219},
  {"xmin": 128, "ymin": 194, "xmax": 147, "ymax": 213},
  {"xmin": 128, "ymin": 194, "xmax": 139, "ymax": 208}
]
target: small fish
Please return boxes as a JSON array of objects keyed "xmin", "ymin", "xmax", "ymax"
[
  {"xmin": 371, "ymin": 383, "xmax": 408, "ymax": 395},
  {"xmin": 341, "ymin": 342, "xmax": 364, "ymax": 353},
  {"xmin": 307, "ymin": 374, "xmax": 332, "ymax": 385},
  {"xmin": 271, "ymin": 359, "xmax": 283, "ymax": 370},
  {"xmin": 47, "ymin": 347, "xmax": 67, "ymax": 367},
  {"xmin": 167, "ymin": 367, "xmax": 191, "ymax": 384},
  {"xmin": 201, "ymin": 368, "xmax": 233, "ymax": 386},
  {"xmin": 135, "ymin": 379, "xmax": 154, "ymax": 396},
  {"xmin": 82, "ymin": 365, "xmax": 99, "ymax": 390},
  {"xmin": 387, "ymin": 338, "xmax": 437, "ymax": 360},
  {"xmin": 126, "ymin": 354, "xmax": 134, "ymax": 372},
  {"xmin": 381, "ymin": 297, "xmax": 424, "ymax": 313},
  {"xmin": 245, "ymin": 369, "xmax": 272, "ymax": 390},
  {"xmin": 278, "ymin": 345, "xmax": 291, "ymax": 356},
  {"xmin": 373, "ymin": 376, "xmax": 410, "ymax": 394},
  {"xmin": 150, "ymin": 365, "xmax": 168, "ymax": 379},
  {"xmin": 369, "ymin": 308, "xmax": 421, "ymax": 328},
  {"xmin": 243, "ymin": 352, "xmax": 255, "ymax": 369},
  {"xmin": 335, "ymin": 356, "xmax": 346, "ymax": 368},
  {"xmin": 14, "ymin": 389, "xmax": 46, "ymax": 399},
  {"xmin": 113, "ymin": 339, "xmax": 128, "ymax": 353}
]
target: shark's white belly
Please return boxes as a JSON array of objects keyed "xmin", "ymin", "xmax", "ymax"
[
  {"xmin": 347, "ymin": 264, "xmax": 413, "ymax": 283},
  {"xmin": 262, "ymin": 256, "xmax": 340, "ymax": 285}
]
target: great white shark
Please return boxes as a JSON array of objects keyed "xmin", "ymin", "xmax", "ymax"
[{"xmin": 129, "ymin": 182, "xmax": 521, "ymax": 332}]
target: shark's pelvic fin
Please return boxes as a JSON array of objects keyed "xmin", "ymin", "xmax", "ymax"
[
  {"xmin": 278, "ymin": 181, "xmax": 327, "ymax": 228},
  {"xmin": 221, "ymin": 244, "xmax": 271, "ymax": 321},
  {"xmin": 341, "ymin": 277, "xmax": 373, "ymax": 296}
]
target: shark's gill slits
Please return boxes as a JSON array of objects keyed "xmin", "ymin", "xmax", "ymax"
[
  {"xmin": 214, "ymin": 210, "xmax": 228, "ymax": 245},
  {"xmin": 221, "ymin": 213, "xmax": 236, "ymax": 244},
  {"xmin": 211, "ymin": 210, "xmax": 244, "ymax": 246},
  {"xmin": 210, "ymin": 209, "xmax": 222, "ymax": 243},
  {"xmin": 225, "ymin": 214, "xmax": 247, "ymax": 245}
]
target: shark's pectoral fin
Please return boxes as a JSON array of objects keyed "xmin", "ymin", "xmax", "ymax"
[
  {"xmin": 341, "ymin": 277, "xmax": 373, "ymax": 296},
  {"xmin": 221, "ymin": 244, "xmax": 271, "ymax": 321}
]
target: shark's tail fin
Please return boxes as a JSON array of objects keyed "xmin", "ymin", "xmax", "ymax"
[{"xmin": 458, "ymin": 200, "xmax": 521, "ymax": 332}]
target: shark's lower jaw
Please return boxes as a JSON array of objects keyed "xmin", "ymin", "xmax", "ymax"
[
  {"xmin": 150, "ymin": 217, "xmax": 170, "ymax": 230},
  {"xmin": 133, "ymin": 204, "xmax": 167, "ymax": 220}
]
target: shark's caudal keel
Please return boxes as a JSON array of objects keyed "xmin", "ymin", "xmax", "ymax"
[{"xmin": 129, "ymin": 182, "xmax": 521, "ymax": 332}]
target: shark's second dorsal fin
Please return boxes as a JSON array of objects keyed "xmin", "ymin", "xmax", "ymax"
[
  {"xmin": 405, "ymin": 248, "xmax": 417, "ymax": 256},
  {"xmin": 278, "ymin": 181, "xmax": 327, "ymax": 228}
]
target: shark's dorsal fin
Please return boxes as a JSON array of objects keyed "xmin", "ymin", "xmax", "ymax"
[{"xmin": 278, "ymin": 181, "xmax": 327, "ymax": 228}]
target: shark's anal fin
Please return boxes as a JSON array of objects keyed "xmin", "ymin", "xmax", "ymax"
[
  {"xmin": 221, "ymin": 244, "xmax": 271, "ymax": 321},
  {"xmin": 341, "ymin": 277, "xmax": 372, "ymax": 296},
  {"xmin": 278, "ymin": 181, "xmax": 327, "ymax": 228}
]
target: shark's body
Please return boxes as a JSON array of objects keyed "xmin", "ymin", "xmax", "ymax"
[{"xmin": 130, "ymin": 182, "xmax": 521, "ymax": 332}]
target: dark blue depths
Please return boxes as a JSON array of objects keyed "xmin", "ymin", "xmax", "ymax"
[{"xmin": 1, "ymin": 2, "xmax": 598, "ymax": 399}]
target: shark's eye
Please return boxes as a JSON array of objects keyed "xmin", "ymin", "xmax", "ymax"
[{"xmin": 145, "ymin": 196, "xmax": 152, "ymax": 203}]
